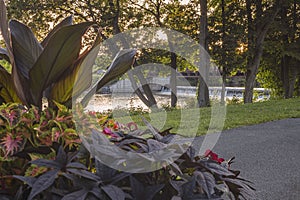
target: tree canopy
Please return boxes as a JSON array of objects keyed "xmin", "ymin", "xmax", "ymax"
[{"xmin": 3, "ymin": 0, "xmax": 300, "ymax": 101}]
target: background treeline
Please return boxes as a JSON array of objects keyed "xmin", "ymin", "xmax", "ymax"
[{"xmin": 3, "ymin": 0, "xmax": 300, "ymax": 102}]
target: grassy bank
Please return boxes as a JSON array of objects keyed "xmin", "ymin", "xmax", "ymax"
[{"xmin": 116, "ymin": 97, "xmax": 300, "ymax": 136}]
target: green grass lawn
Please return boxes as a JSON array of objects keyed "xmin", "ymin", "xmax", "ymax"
[{"xmin": 115, "ymin": 97, "xmax": 300, "ymax": 136}]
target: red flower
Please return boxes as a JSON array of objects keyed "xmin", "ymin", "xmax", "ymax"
[
  {"xmin": 204, "ymin": 149, "xmax": 225, "ymax": 164},
  {"xmin": 113, "ymin": 123, "xmax": 119, "ymax": 130}
]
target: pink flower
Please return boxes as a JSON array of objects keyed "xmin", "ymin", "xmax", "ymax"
[
  {"xmin": 103, "ymin": 127, "xmax": 117, "ymax": 138},
  {"xmin": 0, "ymin": 134, "xmax": 23, "ymax": 156}
]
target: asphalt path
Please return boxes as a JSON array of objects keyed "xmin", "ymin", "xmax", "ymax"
[{"xmin": 203, "ymin": 118, "xmax": 300, "ymax": 200}]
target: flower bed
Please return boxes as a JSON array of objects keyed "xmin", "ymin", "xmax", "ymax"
[{"xmin": 0, "ymin": 103, "xmax": 255, "ymax": 199}]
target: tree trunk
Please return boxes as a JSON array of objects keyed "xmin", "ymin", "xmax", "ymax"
[
  {"xmin": 220, "ymin": 0, "xmax": 226, "ymax": 105},
  {"xmin": 197, "ymin": 0, "xmax": 210, "ymax": 107},
  {"xmin": 221, "ymin": 72, "xmax": 226, "ymax": 105},
  {"xmin": 280, "ymin": 3, "xmax": 291, "ymax": 98},
  {"xmin": 281, "ymin": 56, "xmax": 290, "ymax": 98},
  {"xmin": 297, "ymin": 73, "xmax": 300, "ymax": 96},
  {"xmin": 170, "ymin": 52, "xmax": 177, "ymax": 107},
  {"xmin": 244, "ymin": 0, "xmax": 280, "ymax": 103},
  {"xmin": 289, "ymin": 72, "xmax": 297, "ymax": 98}
]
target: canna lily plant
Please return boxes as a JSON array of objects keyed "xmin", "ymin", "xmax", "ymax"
[{"xmin": 0, "ymin": 0, "xmax": 136, "ymax": 110}]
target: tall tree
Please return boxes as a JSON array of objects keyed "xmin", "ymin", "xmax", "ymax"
[
  {"xmin": 208, "ymin": 0, "xmax": 247, "ymax": 103},
  {"xmin": 198, "ymin": 0, "xmax": 210, "ymax": 107},
  {"xmin": 255, "ymin": 0, "xmax": 299, "ymax": 98},
  {"xmin": 244, "ymin": 0, "xmax": 281, "ymax": 103}
]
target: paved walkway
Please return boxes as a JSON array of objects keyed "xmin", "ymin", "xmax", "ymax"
[{"xmin": 209, "ymin": 118, "xmax": 300, "ymax": 200}]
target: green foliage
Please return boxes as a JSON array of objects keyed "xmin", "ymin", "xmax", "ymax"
[{"xmin": 6, "ymin": 117, "xmax": 255, "ymax": 199}]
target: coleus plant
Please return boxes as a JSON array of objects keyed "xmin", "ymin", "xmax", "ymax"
[
  {"xmin": 0, "ymin": 103, "xmax": 79, "ymax": 159},
  {"xmin": 0, "ymin": 0, "xmax": 136, "ymax": 109}
]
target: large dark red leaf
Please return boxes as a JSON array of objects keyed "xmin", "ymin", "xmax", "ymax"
[
  {"xmin": 41, "ymin": 15, "xmax": 73, "ymax": 48},
  {"xmin": 0, "ymin": 0, "xmax": 27, "ymax": 104},
  {"xmin": 9, "ymin": 20, "xmax": 42, "ymax": 79},
  {"xmin": 9, "ymin": 19, "xmax": 43, "ymax": 106},
  {"xmin": 49, "ymin": 32, "xmax": 101, "ymax": 106},
  {"xmin": 29, "ymin": 22, "xmax": 94, "ymax": 107},
  {"xmin": 80, "ymin": 49, "xmax": 136, "ymax": 107},
  {"xmin": 0, "ymin": 0, "xmax": 13, "ymax": 62}
]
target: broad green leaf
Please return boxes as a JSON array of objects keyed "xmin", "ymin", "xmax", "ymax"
[
  {"xmin": 29, "ymin": 22, "xmax": 94, "ymax": 107},
  {"xmin": 80, "ymin": 49, "xmax": 136, "ymax": 107},
  {"xmin": 41, "ymin": 15, "xmax": 73, "ymax": 48},
  {"xmin": 28, "ymin": 169, "xmax": 59, "ymax": 200},
  {"xmin": 9, "ymin": 20, "xmax": 43, "ymax": 79},
  {"xmin": 0, "ymin": 65, "xmax": 21, "ymax": 103},
  {"xmin": 49, "ymin": 32, "xmax": 101, "ymax": 106}
]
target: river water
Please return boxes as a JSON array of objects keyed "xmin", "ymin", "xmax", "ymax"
[{"xmin": 84, "ymin": 94, "xmax": 197, "ymax": 112}]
